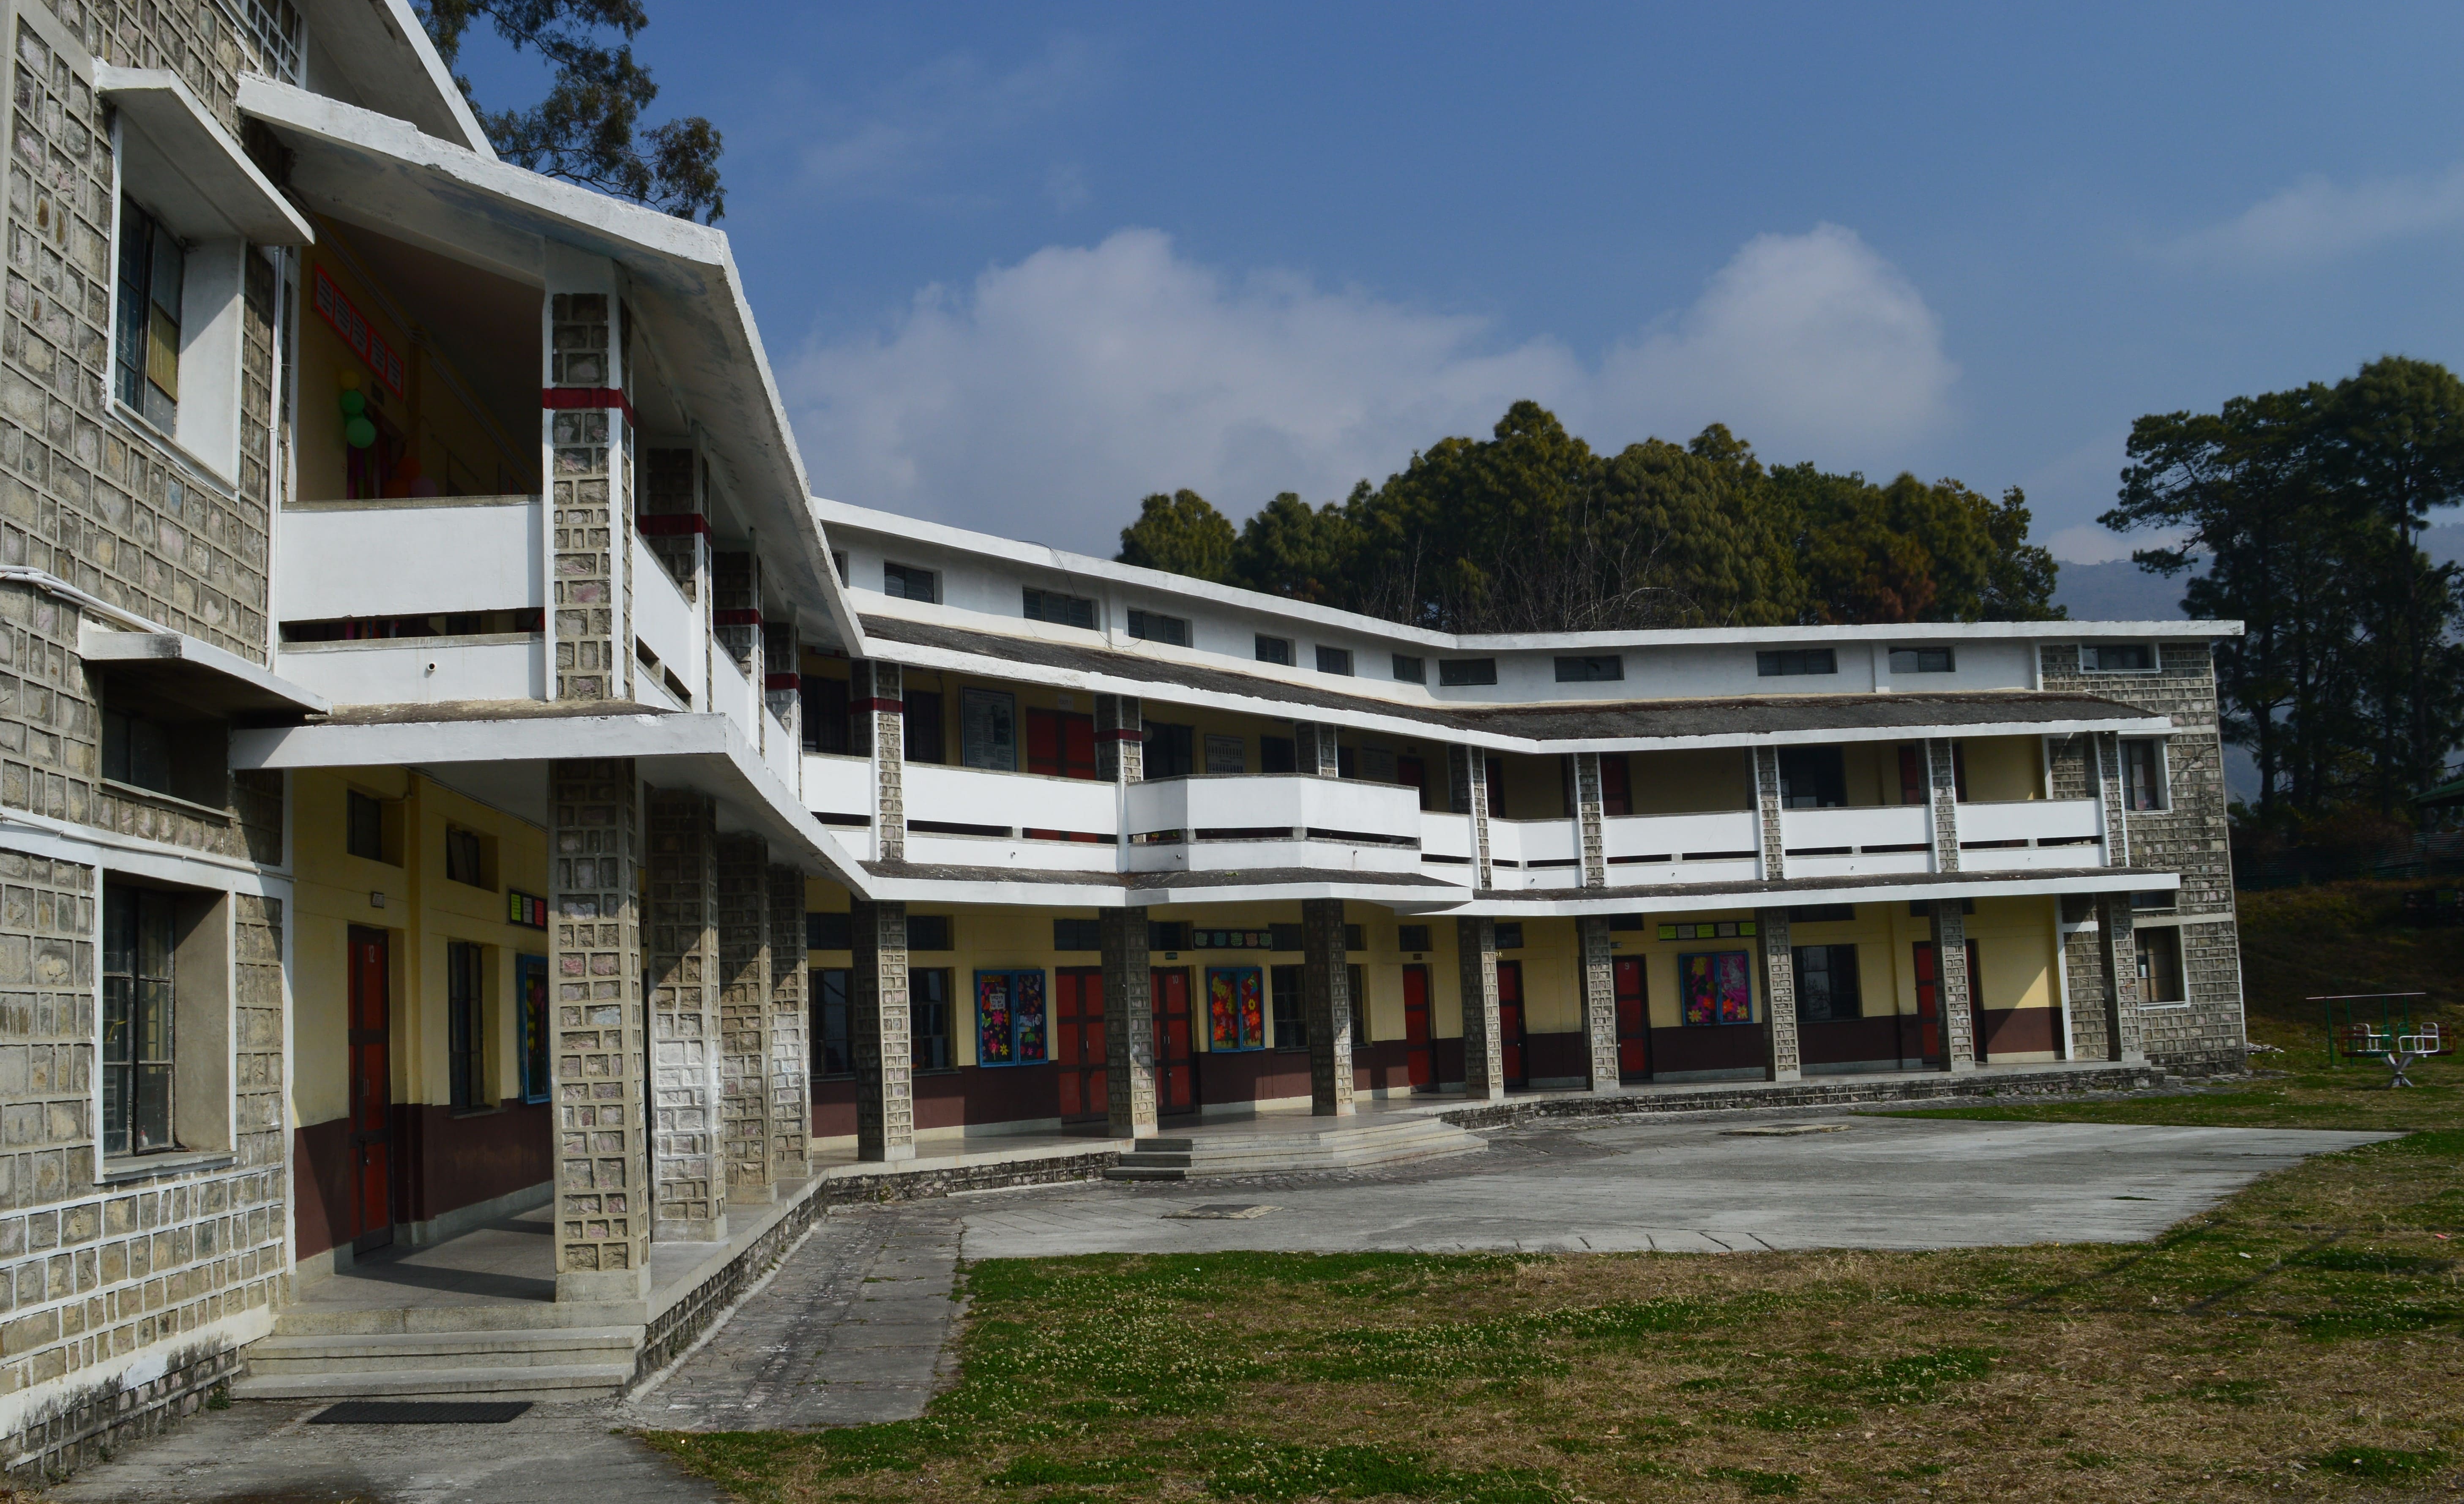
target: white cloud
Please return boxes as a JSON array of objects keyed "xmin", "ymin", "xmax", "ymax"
[
  {"xmin": 794, "ymin": 38, "xmax": 1111, "ymax": 201},
  {"xmin": 786, "ymin": 224, "xmax": 1959, "ymax": 551},
  {"xmin": 2164, "ymin": 163, "xmax": 2464, "ymax": 269}
]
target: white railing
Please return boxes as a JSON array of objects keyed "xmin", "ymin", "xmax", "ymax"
[
  {"xmin": 1958, "ymin": 797, "xmax": 2105, "ymax": 871},
  {"xmin": 909, "ymin": 762, "xmax": 1118, "ymax": 836},
  {"xmin": 276, "ymin": 635, "xmax": 542, "ymax": 705},
  {"xmin": 1780, "ymin": 803, "xmax": 1934, "ymax": 878},
  {"xmin": 630, "ymin": 535, "xmax": 704, "ymax": 707},
  {"xmin": 761, "ymin": 706, "xmax": 800, "ymax": 796},
  {"xmin": 710, "ymin": 642, "xmax": 759, "ymax": 744},
  {"xmin": 277, "ymin": 495, "xmax": 541, "ymax": 621},
  {"xmin": 804, "ymin": 753, "xmax": 872, "ymax": 821},
  {"xmin": 1599, "ymin": 809, "xmax": 1762, "ymax": 887},
  {"xmin": 1420, "ymin": 811, "xmax": 1474, "ymax": 870},
  {"xmin": 1123, "ymin": 775, "xmax": 1421, "ymax": 875}
]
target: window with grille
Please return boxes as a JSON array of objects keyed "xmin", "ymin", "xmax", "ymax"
[
  {"xmin": 1397, "ymin": 924, "xmax": 1431, "ymax": 952},
  {"xmin": 114, "ymin": 197, "xmax": 184, "ymax": 431},
  {"xmin": 811, "ymin": 967, "xmax": 852, "ymax": 1077},
  {"xmin": 1255, "ymin": 634, "xmax": 1294, "ymax": 666},
  {"xmin": 1314, "ymin": 646, "xmax": 1353, "ymax": 676},
  {"xmin": 102, "ymin": 886, "xmax": 175, "ymax": 1156},
  {"xmin": 101, "ymin": 707, "xmax": 174, "ymax": 794},
  {"xmin": 1270, "ymin": 964, "xmax": 1306, "ymax": 1049},
  {"xmin": 2085, "ymin": 642, "xmax": 2155, "ymax": 672},
  {"xmin": 1053, "ymin": 918, "xmax": 1103, "ymax": 951},
  {"xmin": 1438, "ymin": 658, "xmax": 1496, "ymax": 686},
  {"xmin": 882, "ymin": 562, "xmax": 938, "ymax": 602},
  {"xmin": 1127, "ymin": 609, "xmax": 1189, "ymax": 646},
  {"xmin": 1890, "ymin": 647, "xmax": 1955, "ymax": 674},
  {"xmin": 912, "ymin": 968, "xmax": 954, "ymax": 1069},
  {"xmin": 1793, "ymin": 944, "xmax": 1863, "ymax": 1022},
  {"xmin": 447, "ymin": 941, "xmax": 485, "ymax": 1109},
  {"xmin": 2120, "ymin": 739, "xmax": 2167, "ymax": 811},
  {"xmin": 1756, "ymin": 648, "xmax": 1838, "ymax": 677},
  {"xmin": 1024, "ymin": 587, "xmax": 1098, "ymax": 629}
]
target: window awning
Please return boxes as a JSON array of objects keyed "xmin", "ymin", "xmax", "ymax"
[
  {"xmin": 98, "ymin": 66, "xmax": 314, "ymax": 246},
  {"xmin": 78, "ymin": 622, "xmax": 330, "ymax": 718}
]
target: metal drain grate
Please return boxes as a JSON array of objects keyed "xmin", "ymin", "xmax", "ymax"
[{"xmin": 309, "ymin": 1400, "xmax": 533, "ymax": 1425}]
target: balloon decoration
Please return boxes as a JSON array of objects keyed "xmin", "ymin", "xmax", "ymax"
[{"xmin": 340, "ymin": 369, "xmax": 374, "ymax": 449}]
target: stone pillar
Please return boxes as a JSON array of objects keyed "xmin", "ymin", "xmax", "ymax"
[
  {"xmin": 2092, "ymin": 732, "xmax": 2131, "ymax": 868},
  {"xmin": 1758, "ymin": 907, "xmax": 1802, "ymax": 1083},
  {"xmin": 645, "ymin": 787, "xmax": 725, "ymax": 1242},
  {"xmin": 1456, "ymin": 915, "xmax": 1504, "ymax": 1101},
  {"xmin": 852, "ymin": 661, "xmax": 905, "ymax": 861},
  {"xmin": 1932, "ymin": 898, "xmax": 1978, "ymax": 1073},
  {"xmin": 1573, "ymin": 751, "xmax": 1607, "ymax": 888},
  {"xmin": 852, "ymin": 898, "xmax": 914, "ymax": 1161},
  {"xmin": 1927, "ymin": 738, "xmax": 1964, "ymax": 873},
  {"xmin": 1302, "ymin": 897, "xmax": 1354, "ymax": 1116},
  {"xmin": 1102, "ymin": 905, "xmax": 1158, "ymax": 1137},
  {"xmin": 1752, "ymin": 745, "xmax": 1786, "ymax": 881},
  {"xmin": 1577, "ymin": 913, "xmax": 1620, "ymax": 1092},
  {"xmin": 638, "ymin": 445, "xmax": 707, "ymax": 605},
  {"xmin": 712, "ymin": 550, "xmax": 761, "ymax": 671},
  {"xmin": 716, "ymin": 832, "xmax": 776, "ymax": 1204},
  {"xmin": 551, "ymin": 758, "xmax": 652, "ymax": 1300},
  {"xmin": 1448, "ymin": 745, "xmax": 1494, "ymax": 889},
  {"xmin": 1296, "ymin": 722, "xmax": 1340, "ymax": 777},
  {"xmin": 2097, "ymin": 895, "xmax": 2147, "ymax": 1064},
  {"xmin": 1096, "ymin": 693, "xmax": 1144, "ymax": 783},
  {"xmin": 766, "ymin": 863, "xmax": 811, "ymax": 1181},
  {"xmin": 544, "ymin": 259, "xmax": 634, "ymax": 704}
]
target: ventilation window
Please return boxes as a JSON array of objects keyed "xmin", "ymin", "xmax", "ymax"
[
  {"xmin": 2084, "ymin": 642, "xmax": 2156, "ymax": 672},
  {"xmin": 1255, "ymin": 635, "xmax": 1294, "ymax": 666},
  {"xmin": 1128, "ymin": 609, "xmax": 1190, "ymax": 646},
  {"xmin": 1554, "ymin": 655, "xmax": 1623, "ymax": 682},
  {"xmin": 1314, "ymin": 646, "xmax": 1353, "ymax": 676},
  {"xmin": 1023, "ymin": 587, "xmax": 1097, "ymax": 629},
  {"xmin": 1890, "ymin": 647, "xmax": 1956, "ymax": 674},
  {"xmin": 882, "ymin": 562, "xmax": 938, "ymax": 602},
  {"xmin": 1438, "ymin": 658, "xmax": 1497, "ymax": 687},
  {"xmin": 1756, "ymin": 649, "xmax": 1838, "ymax": 677},
  {"xmin": 1391, "ymin": 654, "xmax": 1425, "ymax": 684}
]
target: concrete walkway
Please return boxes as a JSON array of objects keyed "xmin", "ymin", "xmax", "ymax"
[{"xmin": 50, "ymin": 1113, "xmax": 2389, "ymax": 1502}]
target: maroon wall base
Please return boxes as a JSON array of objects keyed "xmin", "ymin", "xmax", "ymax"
[
  {"xmin": 1801, "ymin": 1016, "xmax": 1910, "ymax": 1067},
  {"xmin": 1646, "ymin": 1024, "xmax": 1769, "ymax": 1075},
  {"xmin": 293, "ymin": 1118, "xmax": 356, "ymax": 1262},
  {"xmin": 1980, "ymin": 1006, "xmax": 2059, "ymax": 1057},
  {"xmin": 295, "ymin": 1098, "xmax": 552, "ymax": 1262}
]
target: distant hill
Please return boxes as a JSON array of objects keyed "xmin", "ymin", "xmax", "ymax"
[{"xmin": 2050, "ymin": 524, "xmax": 2464, "ymax": 622}]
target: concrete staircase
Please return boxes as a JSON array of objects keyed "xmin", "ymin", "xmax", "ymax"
[
  {"xmin": 1104, "ymin": 1114, "xmax": 1485, "ymax": 1180},
  {"xmin": 231, "ymin": 1305, "xmax": 644, "ymax": 1403}
]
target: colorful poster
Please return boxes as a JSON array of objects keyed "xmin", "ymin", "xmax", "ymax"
[
  {"xmin": 1013, "ymin": 970, "xmax": 1047, "ymax": 1063},
  {"xmin": 1680, "ymin": 950, "xmax": 1754, "ymax": 1026},
  {"xmin": 977, "ymin": 972, "xmax": 1013, "ymax": 1063},
  {"xmin": 1207, "ymin": 966, "xmax": 1265, "ymax": 1050}
]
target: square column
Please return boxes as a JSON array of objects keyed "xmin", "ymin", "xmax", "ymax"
[
  {"xmin": 2097, "ymin": 895, "xmax": 2148, "ymax": 1064},
  {"xmin": 853, "ymin": 661, "xmax": 905, "ymax": 861},
  {"xmin": 716, "ymin": 833, "xmax": 776, "ymax": 1204},
  {"xmin": 1573, "ymin": 751, "xmax": 1607, "ymax": 888},
  {"xmin": 1096, "ymin": 694, "xmax": 1144, "ymax": 782},
  {"xmin": 1448, "ymin": 745, "xmax": 1493, "ymax": 889},
  {"xmin": 1757, "ymin": 907, "xmax": 1802, "ymax": 1083},
  {"xmin": 645, "ymin": 787, "xmax": 726, "ymax": 1242},
  {"xmin": 1752, "ymin": 745, "xmax": 1786, "ymax": 881},
  {"xmin": 767, "ymin": 864, "xmax": 812, "ymax": 1181},
  {"xmin": 1101, "ymin": 905, "xmax": 1158, "ymax": 1137},
  {"xmin": 1455, "ymin": 915, "xmax": 1504, "ymax": 1102},
  {"xmin": 544, "ymin": 253, "xmax": 634, "ymax": 704},
  {"xmin": 1932, "ymin": 898, "xmax": 1978, "ymax": 1072},
  {"xmin": 1301, "ymin": 897, "xmax": 1355, "ymax": 1116},
  {"xmin": 551, "ymin": 759, "xmax": 652, "ymax": 1301},
  {"xmin": 853, "ymin": 898, "xmax": 915, "ymax": 1161},
  {"xmin": 1577, "ymin": 914, "xmax": 1620, "ymax": 1092},
  {"xmin": 1927, "ymin": 738, "xmax": 1964, "ymax": 872}
]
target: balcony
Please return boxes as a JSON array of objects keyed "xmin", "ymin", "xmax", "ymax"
[
  {"xmin": 1955, "ymin": 798, "xmax": 2103, "ymax": 871},
  {"xmin": 630, "ymin": 535, "xmax": 703, "ymax": 709},
  {"xmin": 1602, "ymin": 810, "xmax": 1762, "ymax": 887},
  {"xmin": 1780, "ymin": 804, "xmax": 1934, "ymax": 878},
  {"xmin": 1125, "ymin": 775, "xmax": 1421, "ymax": 876}
]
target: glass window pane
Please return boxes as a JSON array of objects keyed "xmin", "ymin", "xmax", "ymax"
[{"xmin": 133, "ymin": 1064, "xmax": 172, "ymax": 1152}]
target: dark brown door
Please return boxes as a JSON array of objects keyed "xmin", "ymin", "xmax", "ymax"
[
  {"xmin": 1055, "ymin": 966, "xmax": 1107, "ymax": 1122},
  {"xmin": 347, "ymin": 926, "xmax": 394, "ymax": 1252},
  {"xmin": 1614, "ymin": 955, "xmax": 1650, "ymax": 1083},
  {"xmin": 1497, "ymin": 959, "xmax": 1528, "ymax": 1088},
  {"xmin": 1401, "ymin": 965, "xmax": 1432, "ymax": 1088},
  {"xmin": 1151, "ymin": 967, "xmax": 1196, "ymax": 1114}
]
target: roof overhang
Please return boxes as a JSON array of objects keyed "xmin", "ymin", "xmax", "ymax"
[
  {"xmin": 292, "ymin": 0, "xmax": 494, "ymax": 156},
  {"xmin": 78, "ymin": 621, "xmax": 331, "ymax": 717},
  {"xmin": 1457, "ymin": 867, "xmax": 2177, "ymax": 917},
  {"xmin": 99, "ymin": 66, "xmax": 314, "ymax": 245}
]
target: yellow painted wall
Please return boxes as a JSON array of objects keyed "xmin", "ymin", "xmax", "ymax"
[
  {"xmin": 1960, "ymin": 736, "xmax": 2046, "ymax": 802},
  {"xmin": 1628, "ymin": 748, "xmax": 1752, "ymax": 814}
]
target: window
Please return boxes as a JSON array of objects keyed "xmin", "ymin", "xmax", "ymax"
[
  {"xmin": 882, "ymin": 562, "xmax": 938, "ymax": 602},
  {"xmin": 1397, "ymin": 924, "xmax": 1431, "ymax": 953},
  {"xmin": 114, "ymin": 196, "xmax": 184, "ymax": 430},
  {"xmin": 1270, "ymin": 923, "xmax": 1304, "ymax": 951},
  {"xmin": 1206, "ymin": 966, "xmax": 1267, "ymax": 1051},
  {"xmin": 960, "ymin": 687, "xmax": 1016, "ymax": 770},
  {"xmin": 1144, "ymin": 722, "xmax": 1196, "ymax": 778},
  {"xmin": 1438, "ymin": 658, "xmax": 1497, "ymax": 687},
  {"xmin": 1494, "ymin": 922, "xmax": 1524, "ymax": 950},
  {"xmin": 1255, "ymin": 634, "xmax": 1294, "ymax": 666},
  {"xmin": 1260, "ymin": 736, "xmax": 1297, "ymax": 773},
  {"xmin": 2135, "ymin": 926, "xmax": 2187, "ymax": 1004},
  {"xmin": 1777, "ymin": 746, "xmax": 1847, "ymax": 809},
  {"xmin": 1053, "ymin": 917, "xmax": 1103, "ymax": 951},
  {"xmin": 1908, "ymin": 898, "xmax": 1976, "ymax": 917},
  {"xmin": 908, "ymin": 914, "xmax": 954, "ymax": 951},
  {"xmin": 975, "ymin": 969, "xmax": 1049, "ymax": 1066},
  {"xmin": 1315, "ymin": 646, "xmax": 1353, "ymax": 676},
  {"xmin": 1348, "ymin": 964, "xmax": 1368, "ymax": 1045},
  {"xmin": 1270, "ymin": 964, "xmax": 1306, "ymax": 1048},
  {"xmin": 1555, "ymin": 655, "xmax": 1623, "ymax": 683},
  {"xmin": 905, "ymin": 690, "xmax": 946, "ymax": 765},
  {"xmin": 101, "ymin": 885, "xmax": 175, "ymax": 1156},
  {"xmin": 347, "ymin": 790, "xmax": 388, "ymax": 862},
  {"xmin": 1599, "ymin": 753, "xmax": 1631, "ymax": 816},
  {"xmin": 807, "ymin": 911, "xmax": 851, "ymax": 951},
  {"xmin": 443, "ymin": 826, "xmax": 492, "ymax": 888},
  {"xmin": 1788, "ymin": 903, "xmax": 1857, "ymax": 923},
  {"xmin": 517, "ymin": 955, "xmax": 550, "ymax": 1103},
  {"xmin": 2130, "ymin": 890, "xmax": 2177, "ymax": 913},
  {"xmin": 2119, "ymin": 739, "xmax": 2167, "ymax": 811},
  {"xmin": 811, "ymin": 967, "xmax": 852, "ymax": 1076},
  {"xmin": 446, "ymin": 941, "xmax": 486, "ymax": 1110},
  {"xmin": 1127, "ymin": 609, "xmax": 1189, "ymax": 647},
  {"xmin": 101, "ymin": 707, "xmax": 173, "ymax": 793},
  {"xmin": 1149, "ymin": 920, "xmax": 1190, "ymax": 952},
  {"xmin": 2085, "ymin": 642, "xmax": 2155, "ymax": 673},
  {"xmin": 1024, "ymin": 587, "xmax": 1097, "ymax": 629},
  {"xmin": 913, "ymin": 969, "xmax": 954, "ymax": 1069},
  {"xmin": 1793, "ymin": 944, "xmax": 1863, "ymax": 1023},
  {"xmin": 1679, "ymin": 950, "xmax": 1755, "ymax": 1026},
  {"xmin": 1757, "ymin": 649, "xmax": 1838, "ymax": 677},
  {"xmin": 802, "ymin": 677, "xmax": 850, "ymax": 754},
  {"xmin": 1205, "ymin": 734, "xmax": 1246, "ymax": 774},
  {"xmin": 1392, "ymin": 654, "xmax": 1426, "ymax": 684},
  {"xmin": 1890, "ymin": 647, "xmax": 1956, "ymax": 674}
]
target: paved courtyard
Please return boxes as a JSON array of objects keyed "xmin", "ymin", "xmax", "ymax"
[{"xmin": 54, "ymin": 1112, "xmax": 2388, "ymax": 1503}]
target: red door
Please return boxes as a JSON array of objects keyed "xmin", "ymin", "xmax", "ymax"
[
  {"xmin": 1026, "ymin": 709, "xmax": 1098, "ymax": 778},
  {"xmin": 1402, "ymin": 965, "xmax": 1432, "ymax": 1088},
  {"xmin": 1497, "ymin": 959, "xmax": 1528, "ymax": 1088},
  {"xmin": 1614, "ymin": 956, "xmax": 1650, "ymax": 1083},
  {"xmin": 346, "ymin": 927, "xmax": 394, "ymax": 1252},
  {"xmin": 1151, "ymin": 967, "xmax": 1196, "ymax": 1114},
  {"xmin": 1055, "ymin": 967, "xmax": 1107, "ymax": 1121},
  {"xmin": 1912, "ymin": 939, "xmax": 1984, "ymax": 1065}
]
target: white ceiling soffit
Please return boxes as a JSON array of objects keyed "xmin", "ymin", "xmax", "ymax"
[
  {"xmin": 237, "ymin": 77, "xmax": 865, "ymax": 653},
  {"xmin": 98, "ymin": 67, "xmax": 314, "ymax": 245},
  {"xmin": 292, "ymin": 0, "xmax": 493, "ymax": 157}
]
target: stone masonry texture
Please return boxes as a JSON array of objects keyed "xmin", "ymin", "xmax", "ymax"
[
  {"xmin": 1301, "ymin": 898, "xmax": 1353, "ymax": 1116},
  {"xmin": 765, "ymin": 864, "xmax": 809, "ymax": 1182},
  {"xmin": 552, "ymin": 759, "xmax": 652, "ymax": 1290},
  {"xmin": 715, "ymin": 833, "xmax": 774, "ymax": 1204},
  {"xmin": 1757, "ymin": 907, "xmax": 1801, "ymax": 1081},
  {"xmin": 853, "ymin": 900, "xmax": 912, "ymax": 1161},
  {"xmin": 1101, "ymin": 905, "xmax": 1156, "ymax": 1137},
  {"xmin": 1454, "ymin": 915, "xmax": 1502, "ymax": 1101},
  {"xmin": 1576, "ymin": 914, "xmax": 1619, "ymax": 1091},
  {"xmin": 1933, "ymin": 898, "xmax": 1977, "ymax": 1071},
  {"xmin": 645, "ymin": 788, "xmax": 722, "ymax": 1241}
]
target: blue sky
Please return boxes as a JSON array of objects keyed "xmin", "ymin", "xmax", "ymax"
[{"xmin": 467, "ymin": 3, "xmax": 2464, "ymax": 563}]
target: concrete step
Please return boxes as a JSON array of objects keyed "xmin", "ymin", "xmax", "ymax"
[
  {"xmin": 244, "ymin": 1327, "xmax": 642, "ymax": 1375},
  {"xmin": 1105, "ymin": 1115, "xmax": 1484, "ymax": 1179},
  {"xmin": 230, "ymin": 1361, "xmax": 634, "ymax": 1403},
  {"xmin": 267, "ymin": 1301, "xmax": 649, "ymax": 1337}
]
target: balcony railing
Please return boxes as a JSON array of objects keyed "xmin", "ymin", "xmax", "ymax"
[
  {"xmin": 1126, "ymin": 774, "xmax": 1421, "ymax": 875},
  {"xmin": 1956, "ymin": 797, "xmax": 2103, "ymax": 871},
  {"xmin": 631, "ymin": 535, "xmax": 703, "ymax": 708},
  {"xmin": 1601, "ymin": 810, "xmax": 1762, "ymax": 887},
  {"xmin": 1780, "ymin": 803, "xmax": 1933, "ymax": 878}
]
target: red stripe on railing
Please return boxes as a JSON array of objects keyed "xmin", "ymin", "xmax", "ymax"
[
  {"xmin": 713, "ymin": 608, "xmax": 762, "ymax": 626},
  {"xmin": 765, "ymin": 673, "xmax": 802, "ymax": 691},
  {"xmin": 636, "ymin": 513, "xmax": 709, "ymax": 537},
  {"xmin": 542, "ymin": 386, "xmax": 638, "ymax": 422},
  {"xmin": 857, "ymin": 697, "xmax": 904, "ymax": 714}
]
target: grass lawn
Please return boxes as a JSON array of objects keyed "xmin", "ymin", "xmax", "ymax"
[{"xmin": 648, "ymin": 884, "xmax": 2464, "ymax": 1502}]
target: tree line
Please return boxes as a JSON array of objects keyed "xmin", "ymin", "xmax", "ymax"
[{"xmin": 1115, "ymin": 401, "xmax": 2060, "ymax": 634}]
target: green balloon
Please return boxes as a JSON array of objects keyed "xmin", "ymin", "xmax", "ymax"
[
  {"xmin": 339, "ymin": 389, "xmax": 365, "ymax": 416},
  {"xmin": 345, "ymin": 415, "xmax": 377, "ymax": 449}
]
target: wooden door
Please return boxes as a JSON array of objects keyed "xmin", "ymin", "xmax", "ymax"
[
  {"xmin": 1911, "ymin": 939, "xmax": 1985, "ymax": 1065},
  {"xmin": 1025, "ymin": 709, "xmax": 1098, "ymax": 779},
  {"xmin": 1497, "ymin": 959, "xmax": 1528, "ymax": 1088},
  {"xmin": 1054, "ymin": 967, "xmax": 1107, "ymax": 1121},
  {"xmin": 346, "ymin": 927, "xmax": 394, "ymax": 1252},
  {"xmin": 1614, "ymin": 955, "xmax": 1650, "ymax": 1083},
  {"xmin": 1401, "ymin": 964, "xmax": 1432, "ymax": 1088},
  {"xmin": 1151, "ymin": 967, "xmax": 1196, "ymax": 1114}
]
